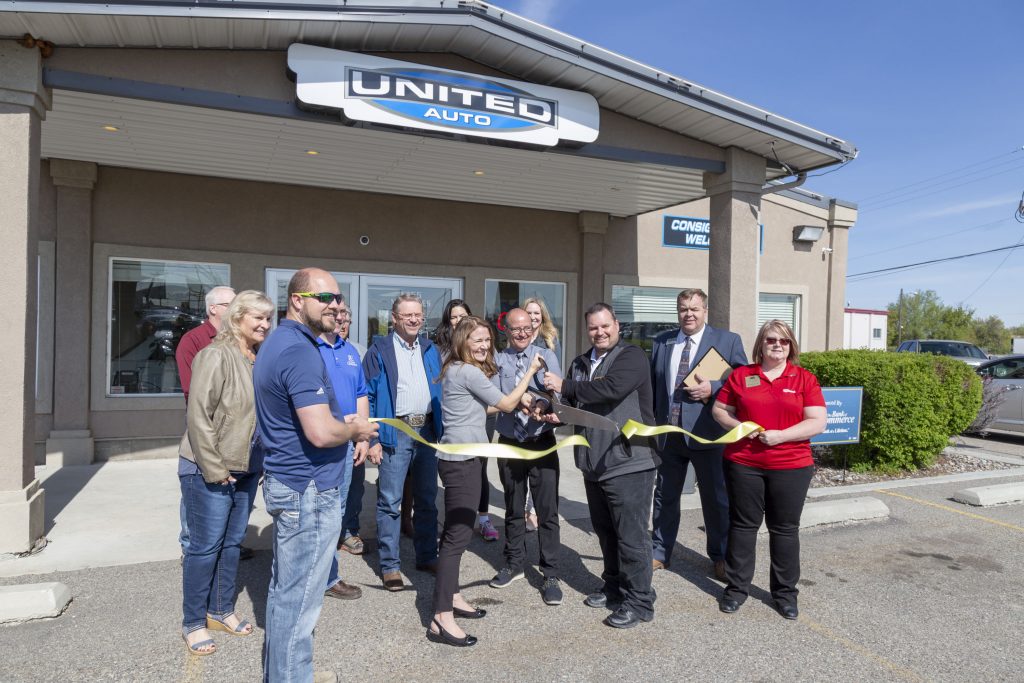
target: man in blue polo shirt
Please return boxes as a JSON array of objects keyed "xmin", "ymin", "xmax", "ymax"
[
  {"xmin": 318, "ymin": 294, "xmax": 381, "ymax": 602},
  {"xmin": 255, "ymin": 267, "xmax": 377, "ymax": 683}
]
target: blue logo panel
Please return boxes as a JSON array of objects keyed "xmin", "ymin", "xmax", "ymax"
[
  {"xmin": 376, "ymin": 100, "xmax": 539, "ymax": 131},
  {"xmin": 812, "ymin": 386, "xmax": 863, "ymax": 445}
]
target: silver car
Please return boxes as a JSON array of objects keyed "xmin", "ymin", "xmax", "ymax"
[
  {"xmin": 976, "ymin": 355, "xmax": 1024, "ymax": 434},
  {"xmin": 895, "ymin": 339, "xmax": 989, "ymax": 367}
]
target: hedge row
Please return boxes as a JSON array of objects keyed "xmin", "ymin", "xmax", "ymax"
[{"xmin": 800, "ymin": 349, "xmax": 982, "ymax": 472}]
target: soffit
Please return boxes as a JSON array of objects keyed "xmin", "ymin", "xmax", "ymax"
[{"xmin": 42, "ymin": 88, "xmax": 709, "ymax": 216}]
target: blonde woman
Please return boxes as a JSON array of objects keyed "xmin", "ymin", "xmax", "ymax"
[{"xmin": 180, "ymin": 290, "xmax": 273, "ymax": 655}]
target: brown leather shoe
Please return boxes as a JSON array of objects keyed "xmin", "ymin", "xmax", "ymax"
[
  {"xmin": 382, "ymin": 571, "xmax": 405, "ymax": 592},
  {"xmin": 714, "ymin": 560, "xmax": 727, "ymax": 582},
  {"xmin": 652, "ymin": 559, "xmax": 666, "ymax": 571},
  {"xmin": 325, "ymin": 581, "xmax": 362, "ymax": 600}
]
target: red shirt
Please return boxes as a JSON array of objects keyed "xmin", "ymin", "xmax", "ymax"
[
  {"xmin": 716, "ymin": 362, "xmax": 824, "ymax": 470},
  {"xmin": 175, "ymin": 319, "xmax": 217, "ymax": 402}
]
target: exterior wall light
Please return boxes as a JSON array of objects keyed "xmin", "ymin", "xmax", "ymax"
[{"xmin": 793, "ymin": 225, "xmax": 825, "ymax": 243}]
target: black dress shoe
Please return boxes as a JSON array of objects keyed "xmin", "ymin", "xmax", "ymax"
[
  {"xmin": 719, "ymin": 598, "xmax": 741, "ymax": 614},
  {"xmin": 425, "ymin": 618, "xmax": 477, "ymax": 647},
  {"xmin": 584, "ymin": 591, "xmax": 607, "ymax": 608},
  {"xmin": 774, "ymin": 601, "xmax": 799, "ymax": 620},
  {"xmin": 452, "ymin": 606, "xmax": 486, "ymax": 619},
  {"xmin": 605, "ymin": 607, "xmax": 642, "ymax": 629}
]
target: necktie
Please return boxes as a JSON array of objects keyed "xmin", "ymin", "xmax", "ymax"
[
  {"xmin": 670, "ymin": 336, "xmax": 692, "ymax": 425},
  {"xmin": 514, "ymin": 352, "xmax": 531, "ymax": 441}
]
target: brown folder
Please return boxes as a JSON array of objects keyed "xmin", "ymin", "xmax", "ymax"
[{"xmin": 682, "ymin": 346, "xmax": 735, "ymax": 403}]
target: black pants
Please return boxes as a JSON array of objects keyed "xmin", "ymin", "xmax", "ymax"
[
  {"xmin": 497, "ymin": 433, "xmax": 560, "ymax": 577},
  {"xmin": 584, "ymin": 468, "xmax": 657, "ymax": 620},
  {"xmin": 722, "ymin": 460, "xmax": 814, "ymax": 608},
  {"xmin": 434, "ymin": 458, "xmax": 482, "ymax": 613}
]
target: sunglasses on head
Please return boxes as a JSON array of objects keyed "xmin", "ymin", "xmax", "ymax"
[
  {"xmin": 764, "ymin": 336, "xmax": 791, "ymax": 346},
  {"xmin": 296, "ymin": 292, "xmax": 343, "ymax": 304}
]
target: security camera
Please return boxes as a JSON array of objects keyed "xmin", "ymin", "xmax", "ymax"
[{"xmin": 359, "ymin": 235, "xmax": 370, "ymax": 246}]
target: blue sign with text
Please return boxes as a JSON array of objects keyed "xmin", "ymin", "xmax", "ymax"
[
  {"xmin": 662, "ymin": 215, "xmax": 764, "ymax": 253},
  {"xmin": 812, "ymin": 386, "xmax": 863, "ymax": 445}
]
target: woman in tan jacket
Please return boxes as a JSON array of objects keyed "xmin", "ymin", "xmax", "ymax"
[{"xmin": 180, "ymin": 290, "xmax": 273, "ymax": 656}]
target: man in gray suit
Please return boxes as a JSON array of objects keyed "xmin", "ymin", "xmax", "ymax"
[{"xmin": 650, "ymin": 288, "xmax": 747, "ymax": 580}]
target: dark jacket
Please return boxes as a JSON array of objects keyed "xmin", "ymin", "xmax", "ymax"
[
  {"xmin": 561, "ymin": 341, "xmax": 656, "ymax": 482},
  {"xmin": 362, "ymin": 332, "xmax": 444, "ymax": 448},
  {"xmin": 650, "ymin": 324, "xmax": 747, "ymax": 450}
]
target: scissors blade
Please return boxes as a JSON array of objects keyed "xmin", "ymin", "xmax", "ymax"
[{"xmin": 551, "ymin": 403, "xmax": 620, "ymax": 431}]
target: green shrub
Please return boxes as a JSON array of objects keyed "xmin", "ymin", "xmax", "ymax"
[{"xmin": 801, "ymin": 350, "xmax": 982, "ymax": 472}]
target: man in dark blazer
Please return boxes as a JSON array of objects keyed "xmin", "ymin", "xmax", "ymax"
[{"xmin": 650, "ymin": 288, "xmax": 747, "ymax": 580}]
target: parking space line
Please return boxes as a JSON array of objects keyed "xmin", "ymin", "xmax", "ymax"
[
  {"xmin": 876, "ymin": 490, "xmax": 1024, "ymax": 532},
  {"xmin": 799, "ymin": 616, "xmax": 927, "ymax": 682}
]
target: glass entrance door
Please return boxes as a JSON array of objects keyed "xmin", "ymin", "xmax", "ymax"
[{"xmin": 264, "ymin": 269, "xmax": 461, "ymax": 350}]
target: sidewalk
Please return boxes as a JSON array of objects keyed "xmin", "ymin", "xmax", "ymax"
[{"xmin": 2, "ymin": 441, "xmax": 1020, "ymax": 578}]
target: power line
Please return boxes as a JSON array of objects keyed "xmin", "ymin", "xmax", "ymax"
[
  {"xmin": 859, "ymin": 161, "xmax": 1024, "ymax": 214},
  {"xmin": 858, "ymin": 147, "xmax": 1022, "ymax": 203},
  {"xmin": 960, "ymin": 230, "xmax": 1024, "ymax": 303},
  {"xmin": 848, "ymin": 217, "xmax": 1009, "ymax": 261},
  {"xmin": 860, "ymin": 157, "xmax": 1024, "ymax": 210},
  {"xmin": 847, "ymin": 242, "xmax": 1024, "ymax": 280}
]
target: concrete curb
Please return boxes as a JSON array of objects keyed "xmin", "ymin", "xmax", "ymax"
[
  {"xmin": 0, "ymin": 582, "xmax": 72, "ymax": 623},
  {"xmin": 806, "ymin": 466, "xmax": 1024, "ymax": 500},
  {"xmin": 785, "ymin": 496, "xmax": 889, "ymax": 532},
  {"xmin": 952, "ymin": 482, "xmax": 1024, "ymax": 507}
]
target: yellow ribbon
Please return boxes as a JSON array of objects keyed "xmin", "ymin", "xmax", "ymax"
[
  {"xmin": 620, "ymin": 419, "xmax": 764, "ymax": 444},
  {"xmin": 371, "ymin": 417, "xmax": 590, "ymax": 461},
  {"xmin": 371, "ymin": 416, "xmax": 763, "ymax": 459}
]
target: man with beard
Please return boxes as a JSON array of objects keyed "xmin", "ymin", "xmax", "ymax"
[
  {"xmin": 254, "ymin": 268, "xmax": 378, "ymax": 683},
  {"xmin": 544, "ymin": 303, "xmax": 657, "ymax": 629}
]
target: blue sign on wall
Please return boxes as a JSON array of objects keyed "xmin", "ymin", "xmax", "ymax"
[
  {"xmin": 812, "ymin": 386, "xmax": 863, "ymax": 445},
  {"xmin": 662, "ymin": 215, "xmax": 764, "ymax": 253}
]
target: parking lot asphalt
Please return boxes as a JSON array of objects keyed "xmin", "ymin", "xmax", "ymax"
[{"xmin": 1, "ymin": 467, "xmax": 1022, "ymax": 682}]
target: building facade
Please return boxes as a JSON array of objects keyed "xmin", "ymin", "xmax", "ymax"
[{"xmin": 0, "ymin": 1, "xmax": 857, "ymax": 553}]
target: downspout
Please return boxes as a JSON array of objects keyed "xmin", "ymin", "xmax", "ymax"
[{"xmin": 761, "ymin": 172, "xmax": 807, "ymax": 195}]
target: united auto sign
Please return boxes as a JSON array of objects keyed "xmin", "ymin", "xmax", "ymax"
[{"xmin": 288, "ymin": 44, "xmax": 599, "ymax": 146}]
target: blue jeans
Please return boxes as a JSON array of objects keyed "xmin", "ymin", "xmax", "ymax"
[
  {"xmin": 342, "ymin": 461, "xmax": 365, "ymax": 538},
  {"xmin": 325, "ymin": 448, "xmax": 354, "ymax": 590},
  {"xmin": 376, "ymin": 422, "xmax": 439, "ymax": 574},
  {"xmin": 180, "ymin": 470, "xmax": 259, "ymax": 631},
  {"xmin": 651, "ymin": 434, "xmax": 730, "ymax": 564},
  {"xmin": 262, "ymin": 474, "xmax": 341, "ymax": 683}
]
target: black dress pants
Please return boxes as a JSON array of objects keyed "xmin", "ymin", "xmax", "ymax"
[
  {"xmin": 583, "ymin": 468, "xmax": 657, "ymax": 620},
  {"xmin": 434, "ymin": 458, "xmax": 482, "ymax": 613},
  {"xmin": 721, "ymin": 460, "xmax": 814, "ymax": 608},
  {"xmin": 497, "ymin": 433, "xmax": 560, "ymax": 577}
]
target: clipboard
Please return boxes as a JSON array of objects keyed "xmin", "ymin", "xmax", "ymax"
[{"xmin": 682, "ymin": 346, "xmax": 734, "ymax": 403}]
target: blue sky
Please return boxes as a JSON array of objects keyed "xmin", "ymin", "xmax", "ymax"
[{"xmin": 499, "ymin": 0, "xmax": 1024, "ymax": 326}]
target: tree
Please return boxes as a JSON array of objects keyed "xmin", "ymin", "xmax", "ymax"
[
  {"xmin": 971, "ymin": 315, "xmax": 1009, "ymax": 355},
  {"xmin": 887, "ymin": 290, "xmax": 975, "ymax": 347}
]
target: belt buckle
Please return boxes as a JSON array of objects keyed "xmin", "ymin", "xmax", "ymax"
[{"xmin": 403, "ymin": 414, "xmax": 426, "ymax": 428}]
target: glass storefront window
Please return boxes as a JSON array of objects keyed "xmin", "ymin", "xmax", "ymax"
[
  {"xmin": 484, "ymin": 280, "xmax": 566, "ymax": 365},
  {"xmin": 611, "ymin": 285, "xmax": 679, "ymax": 355},
  {"xmin": 108, "ymin": 258, "xmax": 230, "ymax": 395}
]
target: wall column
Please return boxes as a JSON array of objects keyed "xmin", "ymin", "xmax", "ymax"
[
  {"xmin": 703, "ymin": 147, "xmax": 766, "ymax": 348},
  {"xmin": 825, "ymin": 199, "xmax": 857, "ymax": 349},
  {"xmin": 46, "ymin": 159, "xmax": 97, "ymax": 466},
  {"xmin": 578, "ymin": 210, "xmax": 609, "ymax": 354},
  {"xmin": 0, "ymin": 40, "xmax": 50, "ymax": 553}
]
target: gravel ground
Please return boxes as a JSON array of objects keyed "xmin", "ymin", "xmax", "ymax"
[{"xmin": 811, "ymin": 447, "xmax": 1019, "ymax": 487}]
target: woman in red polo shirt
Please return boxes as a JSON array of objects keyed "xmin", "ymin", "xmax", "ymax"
[{"xmin": 711, "ymin": 319, "xmax": 826, "ymax": 620}]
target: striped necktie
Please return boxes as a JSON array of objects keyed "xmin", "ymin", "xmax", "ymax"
[
  {"xmin": 670, "ymin": 336, "xmax": 692, "ymax": 425},
  {"xmin": 513, "ymin": 352, "xmax": 531, "ymax": 441}
]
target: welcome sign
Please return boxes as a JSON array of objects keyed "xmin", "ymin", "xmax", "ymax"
[{"xmin": 287, "ymin": 44, "xmax": 600, "ymax": 146}]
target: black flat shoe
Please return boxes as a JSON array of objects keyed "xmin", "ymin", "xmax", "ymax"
[
  {"xmin": 605, "ymin": 607, "xmax": 642, "ymax": 629},
  {"xmin": 719, "ymin": 598, "xmax": 741, "ymax": 614},
  {"xmin": 452, "ymin": 606, "xmax": 486, "ymax": 619},
  {"xmin": 426, "ymin": 618, "xmax": 477, "ymax": 647},
  {"xmin": 774, "ymin": 601, "xmax": 798, "ymax": 620}
]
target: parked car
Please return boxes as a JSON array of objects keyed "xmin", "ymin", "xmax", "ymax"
[
  {"xmin": 975, "ymin": 355, "xmax": 1024, "ymax": 434},
  {"xmin": 895, "ymin": 339, "xmax": 989, "ymax": 367}
]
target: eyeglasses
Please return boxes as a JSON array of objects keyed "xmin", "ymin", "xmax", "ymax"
[
  {"xmin": 296, "ymin": 292, "xmax": 343, "ymax": 304},
  {"xmin": 508, "ymin": 326, "xmax": 532, "ymax": 335},
  {"xmin": 764, "ymin": 337, "xmax": 791, "ymax": 346},
  {"xmin": 395, "ymin": 313, "xmax": 424, "ymax": 321}
]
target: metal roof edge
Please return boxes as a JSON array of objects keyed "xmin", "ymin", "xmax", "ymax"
[{"xmin": 3, "ymin": 0, "xmax": 858, "ymax": 167}]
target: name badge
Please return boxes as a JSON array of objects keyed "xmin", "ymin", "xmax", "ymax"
[{"xmin": 745, "ymin": 376, "xmax": 761, "ymax": 388}]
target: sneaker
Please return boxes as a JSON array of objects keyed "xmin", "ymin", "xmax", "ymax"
[
  {"xmin": 478, "ymin": 519, "xmax": 500, "ymax": 542},
  {"xmin": 489, "ymin": 567, "xmax": 525, "ymax": 589},
  {"xmin": 542, "ymin": 577, "xmax": 563, "ymax": 606}
]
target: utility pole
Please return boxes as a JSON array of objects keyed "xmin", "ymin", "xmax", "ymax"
[{"xmin": 897, "ymin": 288, "xmax": 904, "ymax": 346}]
